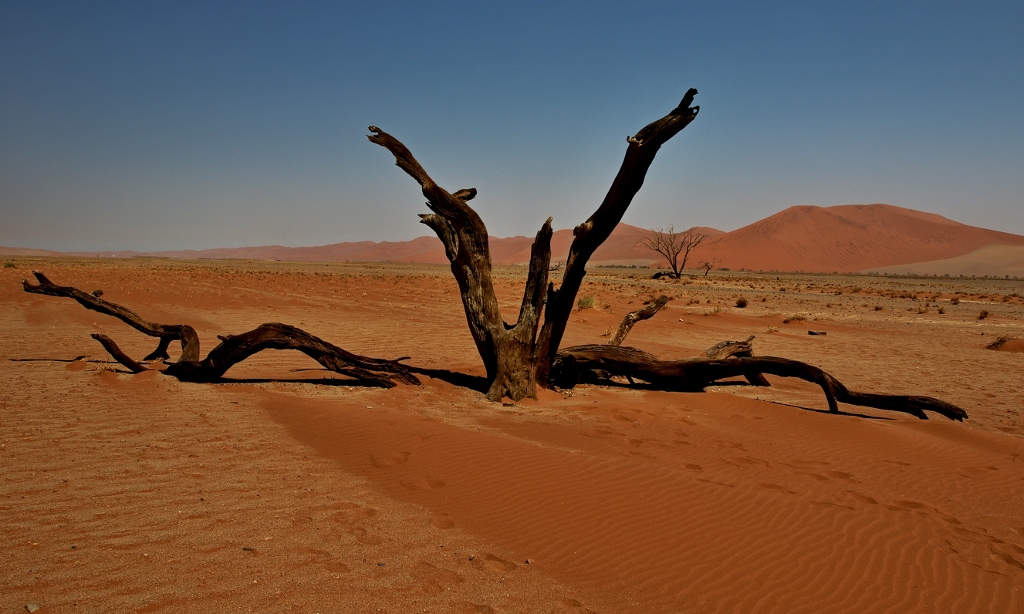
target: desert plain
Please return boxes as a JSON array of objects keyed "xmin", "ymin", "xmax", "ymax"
[{"xmin": 2, "ymin": 257, "xmax": 1023, "ymax": 613}]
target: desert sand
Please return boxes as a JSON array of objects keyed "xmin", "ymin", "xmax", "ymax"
[{"xmin": 2, "ymin": 257, "xmax": 1023, "ymax": 613}]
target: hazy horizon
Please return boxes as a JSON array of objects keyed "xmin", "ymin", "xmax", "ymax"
[{"xmin": 3, "ymin": 2, "xmax": 1022, "ymax": 252}]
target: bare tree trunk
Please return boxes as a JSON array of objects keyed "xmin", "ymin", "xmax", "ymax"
[{"xmin": 367, "ymin": 129, "xmax": 554, "ymax": 401}]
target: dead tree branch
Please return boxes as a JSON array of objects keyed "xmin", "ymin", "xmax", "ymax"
[
  {"xmin": 163, "ymin": 323, "xmax": 419, "ymax": 388},
  {"xmin": 535, "ymin": 90, "xmax": 700, "ymax": 385},
  {"xmin": 90, "ymin": 333, "xmax": 149, "ymax": 373},
  {"xmin": 24, "ymin": 274, "xmax": 419, "ymax": 389},
  {"xmin": 23, "ymin": 271, "xmax": 200, "ymax": 361},
  {"xmin": 608, "ymin": 295, "xmax": 671, "ymax": 346},
  {"xmin": 552, "ymin": 345, "xmax": 967, "ymax": 421}
]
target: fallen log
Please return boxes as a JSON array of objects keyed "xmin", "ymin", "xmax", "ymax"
[
  {"xmin": 23, "ymin": 273, "xmax": 419, "ymax": 388},
  {"xmin": 552, "ymin": 344, "xmax": 967, "ymax": 421},
  {"xmin": 163, "ymin": 323, "xmax": 419, "ymax": 388}
]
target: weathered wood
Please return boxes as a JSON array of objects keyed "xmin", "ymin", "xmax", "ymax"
[
  {"xmin": 703, "ymin": 335, "xmax": 770, "ymax": 386},
  {"xmin": 552, "ymin": 345, "xmax": 967, "ymax": 421},
  {"xmin": 535, "ymin": 90, "xmax": 700, "ymax": 384},
  {"xmin": 369, "ymin": 127, "xmax": 554, "ymax": 401},
  {"xmin": 163, "ymin": 323, "xmax": 419, "ymax": 388},
  {"xmin": 608, "ymin": 295, "xmax": 671, "ymax": 346},
  {"xmin": 370, "ymin": 91, "xmax": 700, "ymax": 400},
  {"xmin": 90, "ymin": 333, "xmax": 149, "ymax": 373},
  {"xmin": 22, "ymin": 271, "xmax": 200, "ymax": 361},
  {"xmin": 24, "ymin": 273, "xmax": 420, "ymax": 389}
]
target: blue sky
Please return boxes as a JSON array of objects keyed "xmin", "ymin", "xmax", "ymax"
[{"xmin": 1, "ymin": 1, "xmax": 1022, "ymax": 251}]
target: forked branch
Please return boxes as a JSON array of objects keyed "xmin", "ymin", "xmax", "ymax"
[{"xmin": 23, "ymin": 271, "xmax": 200, "ymax": 361}]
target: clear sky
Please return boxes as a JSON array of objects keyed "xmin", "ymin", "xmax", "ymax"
[{"xmin": 2, "ymin": 1, "xmax": 1022, "ymax": 251}]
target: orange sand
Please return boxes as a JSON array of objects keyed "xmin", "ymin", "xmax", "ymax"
[{"xmin": 2, "ymin": 258, "xmax": 1023, "ymax": 612}]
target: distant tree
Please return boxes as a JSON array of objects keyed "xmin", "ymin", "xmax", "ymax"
[
  {"xmin": 640, "ymin": 226, "xmax": 707, "ymax": 278},
  {"xmin": 699, "ymin": 258, "xmax": 719, "ymax": 277}
]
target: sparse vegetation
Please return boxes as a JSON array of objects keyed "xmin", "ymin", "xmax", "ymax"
[
  {"xmin": 735, "ymin": 297, "xmax": 748, "ymax": 308},
  {"xmin": 950, "ymin": 298, "xmax": 960, "ymax": 305},
  {"xmin": 986, "ymin": 335, "xmax": 1016, "ymax": 350},
  {"xmin": 576, "ymin": 295, "xmax": 596, "ymax": 310},
  {"xmin": 978, "ymin": 310, "xmax": 990, "ymax": 320},
  {"xmin": 3, "ymin": 261, "xmax": 15, "ymax": 269},
  {"xmin": 783, "ymin": 314, "xmax": 807, "ymax": 324}
]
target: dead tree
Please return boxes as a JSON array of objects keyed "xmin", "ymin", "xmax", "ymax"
[
  {"xmin": 699, "ymin": 258, "xmax": 719, "ymax": 277},
  {"xmin": 369, "ymin": 89, "xmax": 701, "ymax": 400},
  {"xmin": 20, "ymin": 89, "xmax": 969, "ymax": 421},
  {"xmin": 641, "ymin": 227, "xmax": 708, "ymax": 278},
  {"xmin": 22, "ymin": 272, "xmax": 417, "ymax": 389}
]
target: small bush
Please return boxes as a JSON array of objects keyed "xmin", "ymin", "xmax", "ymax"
[
  {"xmin": 977, "ymin": 310, "xmax": 989, "ymax": 320},
  {"xmin": 873, "ymin": 305, "xmax": 884, "ymax": 311},
  {"xmin": 3, "ymin": 261, "xmax": 15, "ymax": 269},
  {"xmin": 782, "ymin": 314, "xmax": 807, "ymax": 324},
  {"xmin": 950, "ymin": 298, "xmax": 960, "ymax": 305},
  {"xmin": 937, "ymin": 306, "xmax": 945, "ymax": 314},
  {"xmin": 576, "ymin": 295, "xmax": 595, "ymax": 310},
  {"xmin": 735, "ymin": 297, "xmax": 748, "ymax": 308},
  {"xmin": 986, "ymin": 335, "xmax": 1016, "ymax": 350}
]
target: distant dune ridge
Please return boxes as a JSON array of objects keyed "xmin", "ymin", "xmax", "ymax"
[{"xmin": 3, "ymin": 204, "xmax": 1022, "ymax": 275}]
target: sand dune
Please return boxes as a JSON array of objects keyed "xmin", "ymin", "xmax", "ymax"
[
  {"xmin": 3, "ymin": 204, "xmax": 1021, "ymax": 275},
  {"xmin": 868, "ymin": 244, "xmax": 1024, "ymax": 278},
  {"xmin": 690, "ymin": 204, "xmax": 1024, "ymax": 273}
]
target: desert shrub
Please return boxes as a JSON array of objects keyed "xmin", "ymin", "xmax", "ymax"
[
  {"xmin": 977, "ymin": 310, "xmax": 989, "ymax": 320},
  {"xmin": 937, "ymin": 306, "xmax": 945, "ymax": 314},
  {"xmin": 686, "ymin": 297, "xmax": 700, "ymax": 305},
  {"xmin": 782, "ymin": 314, "xmax": 807, "ymax": 324},
  {"xmin": 3, "ymin": 261, "xmax": 15, "ymax": 268},
  {"xmin": 576, "ymin": 295, "xmax": 595, "ymax": 310},
  {"xmin": 950, "ymin": 298, "xmax": 960, "ymax": 305},
  {"xmin": 874, "ymin": 305, "xmax": 884, "ymax": 311},
  {"xmin": 735, "ymin": 297, "xmax": 748, "ymax": 308},
  {"xmin": 986, "ymin": 335, "xmax": 1016, "ymax": 350}
]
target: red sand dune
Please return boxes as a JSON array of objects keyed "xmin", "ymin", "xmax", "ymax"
[
  {"xmin": 690, "ymin": 204, "xmax": 1024, "ymax": 273},
  {"xmin": 3, "ymin": 203, "xmax": 1021, "ymax": 274}
]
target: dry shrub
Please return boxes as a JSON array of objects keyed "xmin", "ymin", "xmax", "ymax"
[
  {"xmin": 986, "ymin": 335, "xmax": 1016, "ymax": 350},
  {"xmin": 735, "ymin": 297, "xmax": 748, "ymax": 308},
  {"xmin": 576, "ymin": 295, "xmax": 595, "ymax": 310},
  {"xmin": 978, "ymin": 310, "xmax": 990, "ymax": 320},
  {"xmin": 782, "ymin": 314, "xmax": 807, "ymax": 324}
]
